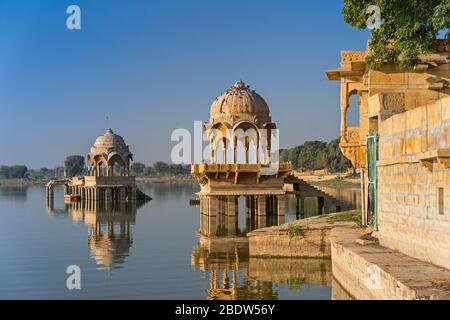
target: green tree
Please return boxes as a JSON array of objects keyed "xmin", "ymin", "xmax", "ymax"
[
  {"xmin": 131, "ymin": 162, "xmax": 146, "ymax": 176},
  {"xmin": 297, "ymin": 141, "xmax": 327, "ymax": 170},
  {"xmin": 0, "ymin": 165, "xmax": 28, "ymax": 179},
  {"xmin": 145, "ymin": 166, "xmax": 155, "ymax": 176},
  {"xmin": 153, "ymin": 161, "xmax": 169, "ymax": 175},
  {"xmin": 343, "ymin": 0, "xmax": 450, "ymax": 69},
  {"xmin": 64, "ymin": 155, "xmax": 85, "ymax": 178},
  {"xmin": 325, "ymin": 139, "xmax": 353, "ymax": 172}
]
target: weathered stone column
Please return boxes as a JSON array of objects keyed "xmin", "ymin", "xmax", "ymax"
[
  {"xmin": 226, "ymin": 196, "xmax": 237, "ymax": 216},
  {"xmin": 227, "ymin": 215, "xmax": 237, "ymax": 235},
  {"xmin": 277, "ymin": 195, "xmax": 285, "ymax": 216},
  {"xmin": 257, "ymin": 215, "xmax": 266, "ymax": 228},
  {"xmin": 300, "ymin": 197, "xmax": 305, "ymax": 219},
  {"xmin": 340, "ymin": 84, "xmax": 348, "ymax": 140},
  {"xmin": 119, "ymin": 188, "xmax": 126, "ymax": 201},
  {"xmin": 257, "ymin": 195, "xmax": 266, "ymax": 216},
  {"xmin": 208, "ymin": 196, "xmax": 218, "ymax": 217},
  {"xmin": 245, "ymin": 196, "xmax": 250, "ymax": 216},
  {"xmin": 130, "ymin": 187, "xmax": 137, "ymax": 201},
  {"xmin": 223, "ymin": 138, "xmax": 227, "ymax": 164},
  {"xmin": 104, "ymin": 188, "xmax": 111, "ymax": 202}
]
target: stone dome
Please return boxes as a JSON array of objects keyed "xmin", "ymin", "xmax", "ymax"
[
  {"xmin": 88, "ymin": 128, "xmax": 132, "ymax": 163},
  {"xmin": 209, "ymin": 81, "xmax": 271, "ymax": 125}
]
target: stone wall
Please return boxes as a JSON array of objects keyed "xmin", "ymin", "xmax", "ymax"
[
  {"xmin": 248, "ymin": 214, "xmax": 356, "ymax": 258},
  {"xmin": 377, "ymin": 96, "xmax": 450, "ymax": 269}
]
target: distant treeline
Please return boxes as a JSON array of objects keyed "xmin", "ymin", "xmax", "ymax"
[
  {"xmin": 279, "ymin": 138, "xmax": 352, "ymax": 172},
  {"xmin": 0, "ymin": 165, "xmax": 65, "ymax": 180},
  {"xmin": 1, "ymin": 139, "xmax": 351, "ymax": 180},
  {"xmin": 0, "ymin": 161, "xmax": 191, "ymax": 180},
  {"xmin": 130, "ymin": 162, "xmax": 191, "ymax": 177}
]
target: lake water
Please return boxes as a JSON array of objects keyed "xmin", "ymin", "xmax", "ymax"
[{"xmin": 0, "ymin": 182, "xmax": 359, "ymax": 300}]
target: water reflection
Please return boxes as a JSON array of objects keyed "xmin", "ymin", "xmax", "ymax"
[
  {"xmin": 47, "ymin": 200, "xmax": 140, "ymax": 270},
  {"xmin": 285, "ymin": 187, "xmax": 361, "ymax": 218},
  {"xmin": 0, "ymin": 185, "xmax": 28, "ymax": 200},
  {"xmin": 192, "ymin": 213, "xmax": 332, "ymax": 300},
  {"xmin": 0, "ymin": 183, "xmax": 359, "ymax": 299}
]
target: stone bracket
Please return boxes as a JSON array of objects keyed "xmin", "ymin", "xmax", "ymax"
[{"xmin": 419, "ymin": 149, "xmax": 450, "ymax": 171}]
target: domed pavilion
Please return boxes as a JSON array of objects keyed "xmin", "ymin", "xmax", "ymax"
[
  {"xmin": 69, "ymin": 128, "xmax": 139, "ymax": 202},
  {"xmin": 87, "ymin": 128, "xmax": 133, "ymax": 177},
  {"xmin": 191, "ymin": 81, "xmax": 292, "ymax": 217}
]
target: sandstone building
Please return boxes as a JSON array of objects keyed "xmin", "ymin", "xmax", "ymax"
[{"xmin": 326, "ymin": 41, "xmax": 450, "ymax": 269}]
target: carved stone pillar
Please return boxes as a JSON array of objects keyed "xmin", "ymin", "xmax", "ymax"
[
  {"xmin": 277, "ymin": 195, "xmax": 285, "ymax": 216},
  {"xmin": 257, "ymin": 195, "xmax": 266, "ymax": 216}
]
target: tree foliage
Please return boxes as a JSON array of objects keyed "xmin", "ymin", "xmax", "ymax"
[
  {"xmin": 131, "ymin": 162, "xmax": 146, "ymax": 176},
  {"xmin": 0, "ymin": 165, "xmax": 28, "ymax": 179},
  {"xmin": 343, "ymin": 0, "xmax": 450, "ymax": 69},
  {"xmin": 64, "ymin": 155, "xmax": 85, "ymax": 178},
  {"xmin": 280, "ymin": 139, "xmax": 352, "ymax": 172}
]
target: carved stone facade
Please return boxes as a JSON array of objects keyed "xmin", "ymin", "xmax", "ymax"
[{"xmin": 326, "ymin": 41, "xmax": 450, "ymax": 270}]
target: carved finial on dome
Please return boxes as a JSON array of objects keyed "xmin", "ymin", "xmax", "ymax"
[
  {"xmin": 106, "ymin": 128, "xmax": 114, "ymax": 134},
  {"xmin": 233, "ymin": 80, "xmax": 246, "ymax": 89}
]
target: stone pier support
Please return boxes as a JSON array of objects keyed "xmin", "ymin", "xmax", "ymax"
[
  {"xmin": 277, "ymin": 195, "xmax": 285, "ymax": 216},
  {"xmin": 119, "ymin": 188, "xmax": 126, "ymax": 201},
  {"xmin": 245, "ymin": 196, "xmax": 251, "ymax": 216},
  {"xmin": 130, "ymin": 187, "xmax": 137, "ymax": 201},
  {"xmin": 227, "ymin": 215, "xmax": 237, "ymax": 235},
  {"xmin": 257, "ymin": 196, "xmax": 267, "ymax": 216},
  {"xmin": 105, "ymin": 188, "xmax": 112, "ymax": 202},
  {"xmin": 208, "ymin": 196, "xmax": 218, "ymax": 217},
  {"xmin": 226, "ymin": 196, "xmax": 237, "ymax": 216},
  {"xmin": 257, "ymin": 215, "xmax": 266, "ymax": 228}
]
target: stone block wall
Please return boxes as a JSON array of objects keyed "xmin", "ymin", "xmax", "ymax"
[{"xmin": 377, "ymin": 96, "xmax": 450, "ymax": 269}]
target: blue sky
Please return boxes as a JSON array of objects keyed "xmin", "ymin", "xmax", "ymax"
[{"xmin": 0, "ymin": 0, "xmax": 369, "ymax": 168}]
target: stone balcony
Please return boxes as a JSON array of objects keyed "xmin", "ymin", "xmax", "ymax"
[{"xmin": 191, "ymin": 163, "xmax": 291, "ymax": 176}]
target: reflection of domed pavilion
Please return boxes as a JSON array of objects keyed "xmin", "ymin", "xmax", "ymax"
[
  {"xmin": 191, "ymin": 81, "xmax": 292, "ymax": 218},
  {"xmin": 69, "ymin": 128, "xmax": 140, "ymax": 202},
  {"xmin": 192, "ymin": 213, "xmax": 332, "ymax": 300},
  {"xmin": 71, "ymin": 201, "xmax": 138, "ymax": 270}
]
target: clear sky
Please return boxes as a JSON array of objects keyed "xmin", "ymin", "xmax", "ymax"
[{"xmin": 0, "ymin": 0, "xmax": 369, "ymax": 168}]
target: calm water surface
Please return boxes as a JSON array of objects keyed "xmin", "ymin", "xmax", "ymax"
[{"xmin": 0, "ymin": 182, "xmax": 359, "ymax": 299}]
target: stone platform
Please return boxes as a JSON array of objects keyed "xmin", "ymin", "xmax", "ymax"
[
  {"xmin": 331, "ymin": 227, "xmax": 450, "ymax": 300},
  {"xmin": 248, "ymin": 213, "xmax": 357, "ymax": 258}
]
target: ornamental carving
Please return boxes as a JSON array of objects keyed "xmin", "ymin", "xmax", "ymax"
[
  {"xmin": 381, "ymin": 93, "xmax": 405, "ymax": 113},
  {"xmin": 341, "ymin": 51, "xmax": 366, "ymax": 64},
  {"xmin": 345, "ymin": 127, "xmax": 360, "ymax": 144}
]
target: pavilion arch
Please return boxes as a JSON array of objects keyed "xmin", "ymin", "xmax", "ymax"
[
  {"xmin": 208, "ymin": 122, "xmax": 233, "ymax": 164},
  {"xmin": 259, "ymin": 122, "xmax": 277, "ymax": 164},
  {"xmin": 340, "ymin": 81, "xmax": 365, "ymax": 143},
  {"xmin": 93, "ymin": 156, "xmax": 108, "ymax": 177},
  {"xmin": 107, "ymin": 153, "xmax": 127, "ymax": 176},
  {"xmin": 233, "ymin": 121, "xmax": 260, "ymax": 164}
]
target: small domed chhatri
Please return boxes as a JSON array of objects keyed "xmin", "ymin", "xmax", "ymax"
[
  {"xmin": 47, "ymin": 127, "xmax": 151, "ymax": 206},
  {"xmin": 87, "ymin": 128, "xmax": 133, "ymax": 177}
]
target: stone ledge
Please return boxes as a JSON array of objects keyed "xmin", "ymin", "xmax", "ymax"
[
  {"xmin": 248, "ymin": 213, "xmax": 358, "ymax": 258},
  {"xmin": 331, "ymin": 226, "xmax": 450, "ymax": 300}
]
